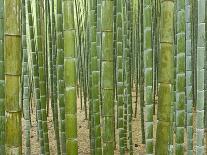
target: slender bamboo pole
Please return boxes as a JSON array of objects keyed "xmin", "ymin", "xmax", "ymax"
[
  {"xmin": 88, "ymin": 1, "xmax": 95, "ymax": 153},
  {"xmin": 0, "ymin": 0, "xmax": 5, "ymax": 153},
  {"xmin": 49, "ymin": 0, "xmax": 61, "ymax": 153},
  {"xmin": 56, "ymin": 0, "xmax": 66, "ymax": 153},
  {"xmin": 22, "ymin": 0, "xmax": 31, "ymax": 154},
  {"xmin": 139, "ymin": 0, "xmax": 146, "ymax": 144},
  {"xmin": 143, "ymin": 0, "xmax": 153, "ymax": 153},
  {"xmin": 185, "ymin": 0, "xmax": 193, "ymax": 154},
  {"xmin": 175, "ymin": 0, "xmax": 186, "ymax": 153},
  {"xmin": 126, "ymin": 2, "xmax": 133, "ymax": 154},
  {"xmin": 116, "ymin": 0, "xmax": 125, "ymax": 154},
  {"xmin": 196, "ymin": 0, "xmax": 206, "ymax": 154}
]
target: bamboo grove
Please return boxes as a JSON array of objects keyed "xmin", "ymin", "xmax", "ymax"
[{"xmin": 1, "ymin": 0, "xmax": 207, "ymax": 155}]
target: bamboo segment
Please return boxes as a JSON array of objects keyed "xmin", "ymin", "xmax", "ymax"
[
  {"xmin": 0, "ymin": 0, "xmax": 4, "ymax": 154},
  {"xmin": 175, "ymin": 0, "xmax": 185, "ymax": 154},
  {"xmin": 101, "ymin": 0, "xmax": 115, "ymax": 154},
  {"xmin": 63, "ymin": 0, "xmax": 78, "ymax": 154},
  {"xmin": 185, "ymin": 0, "xmax": 193, "ymax": 154},
  {"xmin": 4, "ymin": 0, "xmax": 22, "ymax": 154},
  {"xmin": 143, "ymin": 0, "xmax": 153, "ymax": 153},
  {"xmin": 196, "ymin": 0, "xmax": 205, "ymax": 154},
  {"xmin": 155, "ymin": 1, "xmax": 174, "ymax": 154}
]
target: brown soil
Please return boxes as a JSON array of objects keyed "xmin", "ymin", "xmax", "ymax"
[{"xmin": 22, "ymin": 93, "xmax": 145, "ymax": 155}]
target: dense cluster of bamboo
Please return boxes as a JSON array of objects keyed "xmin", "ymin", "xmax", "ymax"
[{"xmin": 1, "ymin": 0, "xmax": 207, "ymax": 155}]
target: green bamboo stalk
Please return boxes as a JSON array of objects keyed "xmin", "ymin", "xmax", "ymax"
[
  {"xmin": 44, "ymin": 0, "xmax": 49, "ymax": 118},
  {"xmin": 4, "ymin": 0, "xmax": 22, "ymax": 154},
  {"xmin": 192, "ymin": 0, "xmax": 197, "ymax": 109},
  {"xmin": 88, "ymin": 0, "xmax": 102, "ymax": 154},
  {"xmin": 27, "ymin": 0, "xmax": 45, "ymax": 153},
  {"xmin": 122, "ymin": 3, "xmax": 128, "ymax": 150},
  {"xmin": 83, "ymin": 0, "xmax": 89, "ymax": 120},
  {"xmin": 97, "ymin": 0, "xmax": 102, "ymax": 115},
  {"xmin": 196, "ymin": 0, "xmax": 205, "ymax": 154},
  {"xmin": 155, "ymin": 0, "xmax": 174, "ymax": 154},
  {"xmin": 74, "ymin": 0, "xmax": 83, "ymax": 112},
  {"xmin": 135, "ymin": 0, "xmax": 141, "ymax": 119},
  {"xmin": 56, "ymin": 0, "xmax": 66, "ymax": 154},
  {"xmin": 47, "ymin": 1, "xmax": 53, "ymax": 119},
  {"xmin": 49, "ymin": 0, "xmax": 61, "ymax": 153},
  {"xmin": 127, "ymin": 2, "xmax": 133, "ymax": 154},
  {"xmin": 133, "ymin": 0, "xmax": 139, "ymax": 118},
  {"xmin": 152, "ymin": 0, "xmax": 159, "ymax": 114},
  {"xmin": 77, "ymin": 0, "xmax": 87, "ymax": 116},
  {"xmin": 101, "ymin": 0, "xmax": 115, "ymax": 154},
  {"xmin": 63, "ymin": 0, "xmax": 78, "ymax": 154},
  {"xmin": 82, "ymin": 1, "xmax": 87, "ymax": 117},
  {"xmin": 35, "ymin": 0, "xmax": 50, "ymax": 154},
  {"xmin": 124, "ymin": 1, "xmax": 133, "ymax": 154},
  {"xmin": 143, "ymin": 0, "xmax": 153, "ymax": 153},
  {"xmin": 113, "ymin": 0, "xmax": 117, "ymax": 148},
  {"xmin": 185, "ymin": 0, "xmax": 193, "ymax": 154},
  {"xmin": 116, "ymin": 0, "xmax": 125, "ymax": 154},
  {"xmin": 205, "ymin": 0, "xmax": 207, "ymax": 152},
  {"xmin": 88, "ymin": 1, "xmax": 95, "ymax": 154},
  {"xmin": 169, "ymin": 1, "xmax": 177, "ymax": 153},
  {"xmin": 0, "ymin": 0, "xmax": 5, "ymax": 153},
  {"xmin": 175, "ymin": 0, "xmax": 186, "ymax": 154},
  {"xmin": 139, "ymin": 0, "xmax": 146, "ymax": 144},
  {"xmin": 22, "ymin": 0, "xmax": 31, "ymax": 154}
]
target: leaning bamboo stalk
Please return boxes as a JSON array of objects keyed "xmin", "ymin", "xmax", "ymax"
[{"xmin": 4, "ymin": 0, "xmax": 22, "ymax": 153}]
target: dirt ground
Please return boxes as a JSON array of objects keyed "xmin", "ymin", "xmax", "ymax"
[{"xmin": 22, "ymin": 93, "xmax": 146, "ymax": 155}]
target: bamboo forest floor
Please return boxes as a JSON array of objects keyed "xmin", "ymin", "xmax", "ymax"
[{"xmin": 22, "ymin": 92, "xmax": 146, "ymax": 155}]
